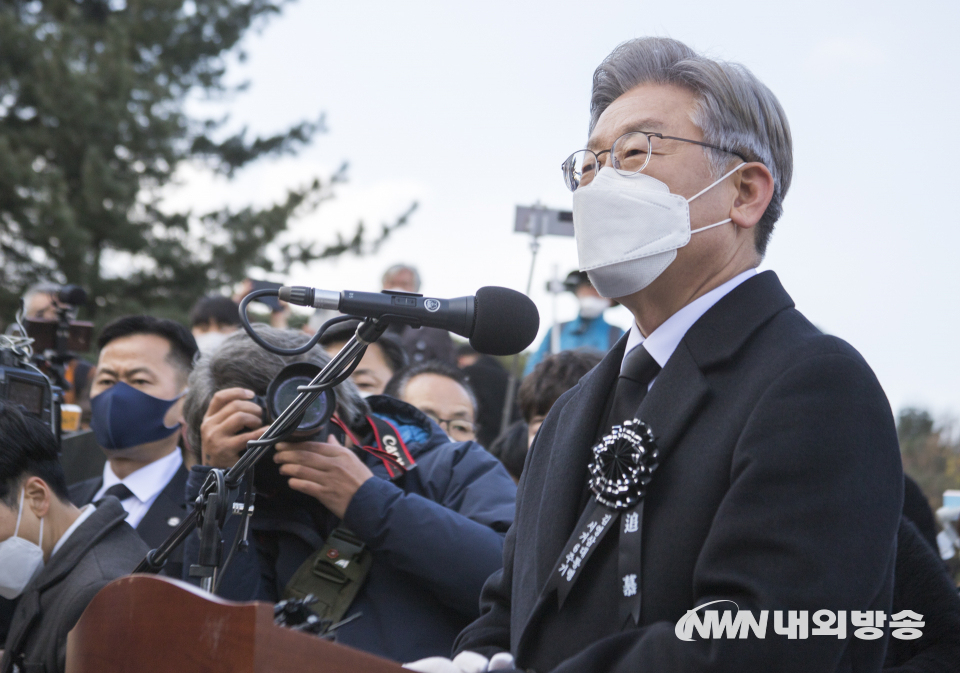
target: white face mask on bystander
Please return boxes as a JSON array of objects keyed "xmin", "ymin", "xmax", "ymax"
[
  {"xmin": 194, "ymin": 331, "xmax": 230, "ymax": 355},
  {"xmin": 578, "ymin": 296, "xmax": 611, "ymax": 319},
  {"xmin": 573, "ymin": 163, "xmax": 744, "ymax": 298},
  {"xmin": 0, "ymin": 488, "xmax": 45, "ymax": 599}
]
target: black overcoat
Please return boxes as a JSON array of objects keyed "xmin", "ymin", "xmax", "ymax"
[{"xmin": 454, "ymin": 271, "xmax": 904, "ymax": 672}]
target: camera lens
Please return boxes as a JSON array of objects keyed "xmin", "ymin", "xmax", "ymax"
[
  {"xmin": 273, "ymin": 376, "xmax": 330, "ymax": 431},
  {"xmin": 265, "ymin": 362, "xmax": 336, "ymax": 438}
]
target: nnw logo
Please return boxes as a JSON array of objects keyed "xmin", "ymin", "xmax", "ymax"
[{"xmin": 675, "ymin": 600, "xmax": 768, "ymax": 641}]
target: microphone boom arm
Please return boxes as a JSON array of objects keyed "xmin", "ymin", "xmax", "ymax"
[{"xmin": 133, "ymin": 318, "xmax": 388, "ymax": 576}]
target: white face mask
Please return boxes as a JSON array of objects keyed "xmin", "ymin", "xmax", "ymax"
[
  {"xmin": 573, "ymin": 163, "xmax": 745, "ymax": 298},
  {"xmin": 0, "ymin": 489, "xmax": 45, "ymax": 599},
  {"xmin": 194, "ymin": 331, "xmax": 230, "ymax": 355},
  {"xmin": 578, "ymin": 296, "xmax": 610, "ymax": 319}
]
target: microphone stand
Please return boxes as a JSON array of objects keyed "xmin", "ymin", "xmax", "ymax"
[{"xmin": 133, "ymin": 319, "xmax": 388, "ymax": 587}]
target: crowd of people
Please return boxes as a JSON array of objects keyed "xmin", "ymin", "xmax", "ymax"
[
  {"xmin": 2, "ymin": 35, "xmax": 960, "ymax": 673},
  {"xmin": 0, "ymin": 260, "xmax": 606, "ymax": 672}
]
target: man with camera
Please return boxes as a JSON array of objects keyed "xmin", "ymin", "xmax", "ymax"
[
  {"xmin": 0, "ymin": 402, "xmax": 146, "ymax": 673},
  {"xmin": 181, "ymin": 326, "xmax": 517, "ymax": 663},
  {"xmin": 68, "ymin": 316, "xmax": 197, "ymax": 579},
  {"xmin": 19, "ymin": 283, "xmax": 95, "ymax": 424}
]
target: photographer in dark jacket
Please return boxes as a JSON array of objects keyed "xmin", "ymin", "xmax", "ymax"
[{"xmin": 181, "ymin": 326, "xmax": 517, "ymax": 662}]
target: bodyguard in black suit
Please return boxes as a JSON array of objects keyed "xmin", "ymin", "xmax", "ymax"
[
  {"xmin": 68, "ymin": 315, "xmax": 199, "ymax": 579},
  {"xmin": 68, "ymin": 463, "xmax": 188, "ymax": 578},
  {"xmin": 409, "ymin": 37, "xmax": 904, "ymax": 673}
]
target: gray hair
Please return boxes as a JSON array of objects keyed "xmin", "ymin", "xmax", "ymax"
[
  {"xmin": 182, "ymin": 325, "xmax": 369, "ymax": 460},
  {"xmin": 381, "ymin": 264, "xmax": 421, "ymax": 292},
  {"xmin": 590, "ymin": 37, "xmax": 792, "ymax": 257},
  {"xmin": 22, "ymin": 282, "xmax": 61, "ymax": 306}
]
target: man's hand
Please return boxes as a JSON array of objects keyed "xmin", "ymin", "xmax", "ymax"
[
  {"xmin": 274, "ymin": 435, "xmax": 374, "ymax": 519},
  {"xmin": 200, "ymin": 388, "xmax": 268, "ymax": 468}
]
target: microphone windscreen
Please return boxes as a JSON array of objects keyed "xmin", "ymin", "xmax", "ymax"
[{"xmin": 470, "ymin": 286, "xmax": 540, "ymax": 356}]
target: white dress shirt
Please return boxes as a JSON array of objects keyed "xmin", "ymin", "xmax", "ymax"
[
  {"xmin": 93, "ymin": 449, "xmax": 183, "ymax": 529},
  {"xmin": 51, "ymin": 504, "xmax": 95, "ymax": 557},
  {"xmin": 624, "ymin": 269, "xmax": 757, "ymax": 387}
]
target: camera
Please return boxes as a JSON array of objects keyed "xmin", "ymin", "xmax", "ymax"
[
  {"xmin": 254, "ymin": 362, "xmax": 337, "ymax": 442},
  {"xmin": 0, "ymin": 284, "xmax": 95, "ymax": 443},
  {"xmin": 0, "ymin": 335, "xmax": 62, "ymax": 443},
  {"xmin": 249, "ymin": 361, "xmax": 338, "ymax": 501},
  {"xmin": 22, "ymin": 284, "xmax": 93, "ymax": 384}
]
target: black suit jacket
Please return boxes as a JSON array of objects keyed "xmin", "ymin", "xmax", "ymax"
[
  {"xmin": 1, "ymin": 498, "xmax": 147, "ymax": 673},
  {"xmin": 68, "ymin": 463, "xmax": 188, "ymax": 579},
  {"xmin": 454, "ymin": 271, "xmax": 904, "ymax": 672}
]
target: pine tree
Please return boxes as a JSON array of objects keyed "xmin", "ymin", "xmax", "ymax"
[{"xmin": 0, "ymin": 0, "xmax": 412, "ymax": 324}]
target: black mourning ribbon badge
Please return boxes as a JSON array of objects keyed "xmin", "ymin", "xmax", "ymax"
[
  {"xmin": 588, "ymin": 419, "xmax": 659, "ymax": 509},
  {"xmin": 549, "ymin": 419, "xmax": 660, "ymax": 627}
]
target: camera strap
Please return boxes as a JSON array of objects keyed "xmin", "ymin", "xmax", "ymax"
[
  {"xmin": 331, "ymin": 415, "xmax": 416, "ymax": 478},
  {"xmin": 284, "ymin": 414, "xmax": 416, "ymax": 625}
]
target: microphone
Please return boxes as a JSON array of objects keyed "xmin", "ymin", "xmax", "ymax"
[{"xmin": 279, "ymin": 285, "xmax": 539, "ymax": 356}]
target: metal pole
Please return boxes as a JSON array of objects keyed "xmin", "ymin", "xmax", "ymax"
[
  {"xmin": 499, "ymin": 211, "xmax": 542, "ymax": 438},
  {"xmin": 550, "ymin": 264, "xmax": 561, "ymax": 356}
]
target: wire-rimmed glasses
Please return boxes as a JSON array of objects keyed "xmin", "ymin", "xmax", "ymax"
[
  {"xmin": 425, "ymin": 413, "xmax": 476, "ymax": 441},
  {"xmin": 561, "ymin": 131, "xmax": 748, "ymax": 192}
]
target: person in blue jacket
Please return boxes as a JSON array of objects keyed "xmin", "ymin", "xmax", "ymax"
[
  {"xmin": 180, "ymin": 326, "xmax": 517, "ymax": 663},
  {"xmin": 523, "ymin": 271, "xmax": 624, "ymax": 376}
]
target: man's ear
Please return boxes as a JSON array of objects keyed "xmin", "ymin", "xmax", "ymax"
[
  {"xmin": 166, "ymin": 382, "xmax": 189, "ymax": 426},
  {"xmin": 730, "ymin": 162, "xmax": 775, "ymax": 230},
  {"xmin": 23, "ymin": 476, "xmax": 52, "ymax": 519}
]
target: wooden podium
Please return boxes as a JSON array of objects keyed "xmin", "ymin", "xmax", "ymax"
[{"xmin": 65, "ymin": 575, "xmax": 405, "ymax": 673}]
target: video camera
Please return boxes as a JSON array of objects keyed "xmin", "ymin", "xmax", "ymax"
[
  {"xmin": 1, "ymin": 284, "xmax": 93, "ymax": 442},
  {"xmin": 22, "ymin": 284, "xmax": 94, "ymax": 365},
  {"xmin": 0, "ymin": 333, "xmax": 62, "ymax": 444}
]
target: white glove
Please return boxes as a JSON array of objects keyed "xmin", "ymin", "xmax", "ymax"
[{"xmin": 403, "ymin": 650, "xmax": 515, "ymax": 673}]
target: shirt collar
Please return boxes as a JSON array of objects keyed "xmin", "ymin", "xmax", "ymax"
[
  {"xmin": 101, "ymin": 449, "xmax": 183, "ymax": 504},
  {"xmin": 625, "ymin": 269, "xmax": 757, "ymax": 368},
  {"xmin": 52, "ymin": 504, "xmax": 95, "ymax": 558}
]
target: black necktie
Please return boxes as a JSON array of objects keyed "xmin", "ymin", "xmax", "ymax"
[
  {"xmin": 99, "ymin": 483, "xmax": 135, "ymax": 502},
  {"xmin": 608, "ymin": 344, "xmax": 661, "ymax": 427},
  {"xmin": 559, "ymin": 344, "xmax": 663, "ymax": 625}
]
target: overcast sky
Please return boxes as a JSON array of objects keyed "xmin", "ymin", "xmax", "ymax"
[{"xmin": 164, "ymin": 0, "xmax": 960, "ymax": 420}]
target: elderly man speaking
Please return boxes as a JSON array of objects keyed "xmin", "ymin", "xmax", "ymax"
[{"xmin": 408, "ymin": 37, "xmax": 902, "ymax": 673}]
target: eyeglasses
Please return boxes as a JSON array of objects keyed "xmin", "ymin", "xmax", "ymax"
[
  {"xmin": 425, "ymin": 413, "xmax": 476, "ymax": 439},
  {"xmin": 561, "ymin": 131, "xmax": 748, "ymax": 192}
]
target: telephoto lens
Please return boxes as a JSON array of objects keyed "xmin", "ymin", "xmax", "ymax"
[{"xmin": 251, "ymin": 362, "xmax": 339, "ymax": 502}]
